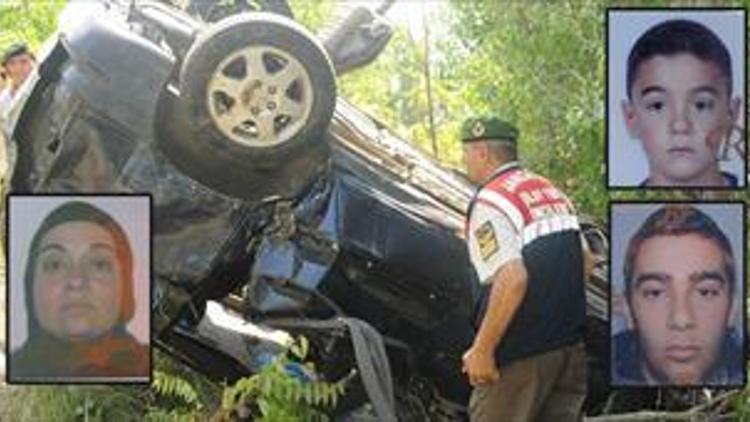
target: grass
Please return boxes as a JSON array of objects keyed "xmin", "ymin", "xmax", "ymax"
[{"xmin": 0, "ymin": 350, "xmax": 222, "ymax": 422}]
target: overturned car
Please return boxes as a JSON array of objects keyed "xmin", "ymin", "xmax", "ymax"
[{"xmin": 5, "ymin": 0, "xmax": 609, "ymax": 419}]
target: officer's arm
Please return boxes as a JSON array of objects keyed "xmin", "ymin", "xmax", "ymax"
[{"xmin": 471, "ymin": 259, "xmax": 528, "ymax": 355}]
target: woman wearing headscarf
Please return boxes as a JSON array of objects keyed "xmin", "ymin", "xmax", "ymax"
[{"xmin": 10, "ymin": 201, "xmax": 149, "ymax": 381}]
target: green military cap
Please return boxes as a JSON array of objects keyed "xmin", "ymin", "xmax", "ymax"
[{"xmin": 460, "ymin": 116, "xmax": 519, "ymax": 143}]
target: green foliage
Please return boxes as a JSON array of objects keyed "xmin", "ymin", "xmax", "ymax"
[
  {"xmin": 145, "ymin": 349, "xmax": 222, "ymax": 419},
  {"xmin": 0, "ymin": 0, "xmax": 67, "ymax": 53},
  {"xmin": 734, "ymin": 378, "xmax": 750, "ymax": 422},
  {"xmin": 288, "ymin": 0, "xmax": 334, "ymax": 32},
  {"xmin": 1, "ymin": 385, "xmax": 150, "ymax": 422},
  {"xmin": 222, "ymin": 337, "xmax": 346, "ymax": 422},
  {"xmin": 0, "ymin": 349, "xmax": 220, "ymax": 421},
  {"xmin": 153, "ymin": 369, "xmax": 202, "ymax": 410},
  {"xmin": 2, "ymin": 386, "xmax": 83, "ymax": 421},
  {"xmin": 734, "ymin": 358, "xmax": 750, "ymax": 421},
  {"xmin": 144, "ymin": 409, "xmax": 201, "ymax": 422},
  {"xmin": 449, "ymin": 0, "xmax": 607, "ymax": 217},
  {"xmin": 337, "ymin": 4, "xmax": 468, "ymax": 168}
]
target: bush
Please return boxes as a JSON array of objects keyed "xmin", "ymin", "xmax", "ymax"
[{"xmin": 220, "ymin": 337, "xmax": 347, "ymax": 422}]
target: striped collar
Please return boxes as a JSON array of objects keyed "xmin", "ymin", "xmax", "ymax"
[
  {"xmin": 467, "ymin": 161, "xmax": 522, "ymax": 219},
  {"xmin": 480, "ymin": 161, "xmax": 521, "ymax": 187}
]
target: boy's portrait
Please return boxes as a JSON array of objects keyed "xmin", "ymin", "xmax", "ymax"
[
  {"xmin": 608, "ymin": 10, "xmax": 746, "ymax": 188},
  {"xmin": 7, "ymin": 195, "xmax": 151, "ymax": 383},
  {"xmin": 610, "ymin": 203, "xmax": 745, "ymax": 387}
]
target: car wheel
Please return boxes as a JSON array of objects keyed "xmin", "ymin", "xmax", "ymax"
[{"xmin": 160, "ymin": 12, "xmax": 336, "ymax": 201}]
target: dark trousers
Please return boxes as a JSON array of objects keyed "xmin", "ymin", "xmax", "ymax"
[{"xmin": 469, "ymin": 341, "xmax": 587, "ymax": 422}]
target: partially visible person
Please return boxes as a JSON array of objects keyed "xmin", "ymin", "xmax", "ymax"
[
  {"xmin": 0, "ymin": 43, "xmax": 34, "ymax": 182},
  {"xmin": 0, "ymin": 42, "xmax": 35, "ymax": 117},
  {"xmin": 0, "ymin": 67, "xmax": 7, "ymax": 164},
  {"xmin": 612, "ymin": 204, "xmax": 743, "ymax": 386},
  {"xmin": 9, "ymin": 200, "xmax": 149, "ymax": 382},
  {"xmin": 460, "ymin": 116, "xmax": 589, "ymax": 421},
  {"xmin": 619, "ymin": 19, "xmax": 742, "ymax": 187}
]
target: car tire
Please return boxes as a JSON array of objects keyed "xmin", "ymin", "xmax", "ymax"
[{"xmin": 160, "ymin": 12, "xmax": 336, "ymax": 201}]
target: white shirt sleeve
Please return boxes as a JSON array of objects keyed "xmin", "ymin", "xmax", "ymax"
[{"xmin": 468, "ymin": 201, "xmax": 522, "ymax": 284}]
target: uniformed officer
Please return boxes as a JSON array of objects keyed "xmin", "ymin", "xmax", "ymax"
[{"xmin": 460, "ymin": 116, "xmax": 589, "ymax": 421}]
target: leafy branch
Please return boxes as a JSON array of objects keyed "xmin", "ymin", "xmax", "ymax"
[{"xmin": 221, "ymin": 337, "xmax": 347, "ymax": 422}]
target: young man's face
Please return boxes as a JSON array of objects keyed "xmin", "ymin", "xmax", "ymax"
[
  {"xmin": 627, "ymin": 233, "xmax": 733, "ymax": 385},
  {"xmin": 3, "ymin": 52, "xmax": 34, "ymax": 89},
  {"xmin": 622, "ymin": 53, "xmax": 741, "ymax": 186}
]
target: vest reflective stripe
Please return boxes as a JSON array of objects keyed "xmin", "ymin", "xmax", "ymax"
[
  {"xmin": 523, "ymin": 214, "xmax": 580, "ymax": 245},
  {"xmin": 480, "ymin": 168, "xmax": 579, "ymax": 239},
  {"xmin": 469, "ymin": 166, "xmax": 586, "ymax": 366}
]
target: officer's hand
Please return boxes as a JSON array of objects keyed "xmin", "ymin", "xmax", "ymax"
[{"xmin": 462, "ymin": 345, "xmax": 500, "ymax": 387}]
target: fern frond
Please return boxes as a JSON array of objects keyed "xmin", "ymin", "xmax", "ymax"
[{"xmin": 153, "ymin": 370, "xmax": 200, "ymax": 407}]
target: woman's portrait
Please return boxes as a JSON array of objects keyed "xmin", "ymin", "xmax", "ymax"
[{"xmin": 8, "ymin": 196, "xmax": 150, "ymax": 383}]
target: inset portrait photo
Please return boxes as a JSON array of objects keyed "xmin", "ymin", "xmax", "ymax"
[
  {"xmin": 607, "ymin": 9, "xmax": 746, "ymax": 189},
  {"xmin": 7, "ymin": 195, "xmax": 151, "ymax": 384},
  {"xmin": 610, "ymin": 202, "xmax": 745, "ymax": 387}
]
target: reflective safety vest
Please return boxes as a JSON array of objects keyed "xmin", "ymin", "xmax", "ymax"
[{"xmin": 467, "ymin": 163, "xmax": 587, "ymax": 365}]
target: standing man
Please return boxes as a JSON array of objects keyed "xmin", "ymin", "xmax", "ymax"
[
  {"xmin": 0, "ymin": 42, "xmax": 35, "ymax": 118},
  {"xmin": 0, "ymin": 44, "xmax": 33, "ymax": 341},
  {"xmin": 0, "ymin": 68, "xmax": 5, "ymax": 143},
  {"xmin": 0, "ymin": 43, "xmax": 34, "ymax": 236},
  {"xmin": 461, "ymin": 116, "xmax": 589, "ymax": 421}
]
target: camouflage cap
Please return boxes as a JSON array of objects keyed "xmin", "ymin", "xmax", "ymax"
[
  {"xmin": 460, "ymin": 116, "xmax": 518, "ymax": 143},
  {"xmin": 2, "ymin": 42, "xmax": 30, "ymax": 66}
]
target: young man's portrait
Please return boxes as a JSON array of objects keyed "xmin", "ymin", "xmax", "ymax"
[
  {"xmin": 7, "ymin": 195, "xmax": 151, "ymax": 383},
  {"xmin": 607, "ymin": 10, "xmax": 746, "ymax": 188},
  {"xmin": 610, "ymin": 203, "xmax": 744, "ymax": 387}
]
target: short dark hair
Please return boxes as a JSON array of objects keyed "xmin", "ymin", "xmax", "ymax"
[
  {"xmin": 623, "ymin": 205, "xmax": 735, "ymax": 299},
  {"xmin": 626, "ymin": 19, "xmax": 732, "ymax": 99},
  {"xmin": 2, "ymin": 42, "xmax": 34, "ymax": 67}
]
